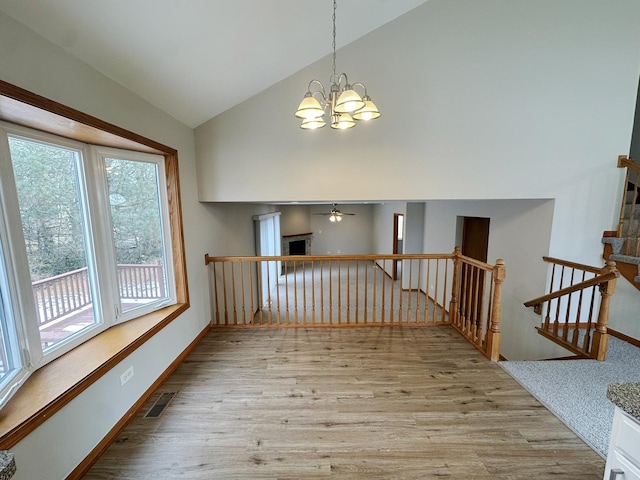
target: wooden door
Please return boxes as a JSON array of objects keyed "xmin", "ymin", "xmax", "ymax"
[{"xmin": 392, "ymin": 213, "xmax": 403, "ymax": 281}]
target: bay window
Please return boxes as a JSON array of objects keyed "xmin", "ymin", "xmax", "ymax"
[{"xmin": 0, "ymin": 122, "xmax": 176, "ymax": 408}]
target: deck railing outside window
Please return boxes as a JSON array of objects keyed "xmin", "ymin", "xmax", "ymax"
[{"xmin": 32, "ymin": 262, "xmax": 165, "ymax": 328}]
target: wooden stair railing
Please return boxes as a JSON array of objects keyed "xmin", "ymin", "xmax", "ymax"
[
  {"xmin": 603, "ymin": 155, "xmax": 640, "ymax": 289},
  {"xmin": 524, "ymin": 257, "xmax": 619, "ymax": 360},
  {"xmin": 205, "ymin": 249, "xmax": 506, "ymax": 361},
  {"xmin": 616, "ymin": 155, "xmax": 640, "ymax": 257}
]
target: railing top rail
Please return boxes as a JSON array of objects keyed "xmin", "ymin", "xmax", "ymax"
[
  {"xmin": 524, "ymin": 270, "xmax": 619, "ymax": 308},
  {"xmin": 205, "ymin": 253, "xmax": 458, "ymax": 265},
  {"xmin": 618, "ymin": 155, "xmax": 640, "ymax": 174},
  {"xmin": 457, "ymin": 254, "xmax": 495, "ymax": 272},
  {"xmin": 31, "ymin": 266, "xmax": 88, "ymax": 286},
  {"xmin": 542, "ymin": 256, "xmax": 602, "ymax": 274}
]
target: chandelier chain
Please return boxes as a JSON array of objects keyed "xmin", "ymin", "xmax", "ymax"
[{"xmin": 332, "ymin": 0, "xmax": 337, "ymax": 80}]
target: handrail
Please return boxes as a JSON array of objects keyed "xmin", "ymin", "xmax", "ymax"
[
  {"xmin": 523, "ymin": 258, "xmax": 618, "ymax": 360},
  {"xmin": 204, "ymin": 249, "xmax": 506, "ymax": 361},
  {"xmin": 524, "ymin": 270, "xmax": 619, "ymax": 308},
  {"xmin": 542, "ymin": 256, "xmax": 602, "ymax": 274},
  {"xmin": 205, "ymin": 253, "xmax": 456, "ymax": 264},
  {"xmin": 618, "ymin": 155, "xmax": 640, "ymax": 173}
]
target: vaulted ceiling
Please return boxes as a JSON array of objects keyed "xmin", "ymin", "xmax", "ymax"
[{"xmin": 0, "ymin": 0, "xmax": 428, "ymax": 128}]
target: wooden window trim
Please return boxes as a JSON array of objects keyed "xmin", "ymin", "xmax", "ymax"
[{"xmin": 0, "ymin": 80, "xmax": 190, "ymax": 449}]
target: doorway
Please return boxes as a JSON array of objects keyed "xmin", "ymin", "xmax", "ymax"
[
  {"xmin": 460, "ymin": 216, "xmax": 490, "ymax": 324},
  {"xmin": 461, "ymin": 217, "xmax": 489, "ymax": 262},
  {"xmin": 392, "ymin": 213, "xmax": 404, "ymax": 281}
]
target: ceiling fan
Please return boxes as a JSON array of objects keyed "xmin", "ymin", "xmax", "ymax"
[{"xmin": 313, "ymin": 204, "xmax": 355, "ymax": 222}]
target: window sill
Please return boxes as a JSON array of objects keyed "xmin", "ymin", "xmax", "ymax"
[{"xmin": 0, "ymin": 302, "xmax": 188, "ymax": 449}]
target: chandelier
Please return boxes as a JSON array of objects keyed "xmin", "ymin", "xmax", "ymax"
[{"xmin": 294, "ymin": 0, "xmax": 381, "ymax": 130}]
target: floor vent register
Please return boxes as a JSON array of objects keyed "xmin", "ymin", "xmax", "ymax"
[{"xmin": 144, "ymin": 391, "xmax": 177, "ymax": 418}]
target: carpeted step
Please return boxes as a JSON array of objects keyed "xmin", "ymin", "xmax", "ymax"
[{"xmin": 603, "ymin": 236, "xmax": 625, "ymax": 254}]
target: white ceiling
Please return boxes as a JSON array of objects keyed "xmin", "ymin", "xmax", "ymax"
[{"xmin": 0, "ymin": 0, "xmax": 428, "ymax": 128}]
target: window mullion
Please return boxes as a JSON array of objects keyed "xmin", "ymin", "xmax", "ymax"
[{"xmin": 86, "ymin": 146, "xmax": 121, "ymax": 325}]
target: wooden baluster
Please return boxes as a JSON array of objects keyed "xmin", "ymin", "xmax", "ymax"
[
  {"xmin": 434, "ymin": 258, "xmax": 441, "ymax": 324},
  {"xmin": 221, "ymin": 263, "xmax": 229, "ymax": 325},
  {"xmin": 320, "ymin": 260, "xmax": 325, "ymax": 324},
  {"xmin": 311, "ymin": 261, "xmax": 316, "ymax": 325},
  {"xmin": 617, "ymin": 155, "xmax": 632, "ymax": 239},
  {"xmin": 582, "ymin": 285, "xmax": 597, "ymax": 351},
  {"xmin": 372, "ymin": 260, "xmax": 377, "ymax": 323},
  {"xmin": 472, "ymin": 266, "xmax": 481, "ymax": 341},
  {"xmin": 561, "ymin": 269, "xmax": 577, "ymax": 342},
  {"xmin": 239, "ymin": 261, "xmax": 247, "ymax": 324},
  {"xmin": 347, "ymin": 260, "xmax": 351, "ymax": 324},
  {"xmin": 231, "ymin": 262, "xmax": 237, "ymax": 325},
  {"xmin": 284, "ymin": 261, "xmax": 290, "ymax": 325},
  {"xmin": 381, "ymin": 259, "xmax": 386, "ymax": 324},
  {"xmin": 552, "ymin": 266, "xmax": 567, "ymax": 337},
  {"xmin": 266, "ymin": 260, "xmax": 274, "ymax": 325},
  {"xmin": 329, "ymin": 261, "xmax": 334, "ymax": 325},
  {"xmin": 302, "ymin": 261, "xmax": 307, "ymax": 325},
  {"xmin": 406, "ymin": 258, "xmax": 413, "ymax": 323},
  {"xmin": 293, "ymin": 260, "xmax": 298, "ymax": 325},
  {"xmin": 485, "ymin": 259, "xmax": 505, "ymax": 361},
  {"xmin": 450, "ymin": 247, "xmax": 462, "ymax": 325},
  {"xmin": 355, "ymin": 261, "xmax": 360, "ymax": 324},
  {"xmin": 275, "ymin": 260, "xmax": 282, "ymax": 325},
  {"xmin": 338, "ymin": 259, "xmax": 343, "ymax": 325},
  {"xmin": 543, "ymin": 264, "xmax": 557, "ymax": 331},
  {"xmin": 210, "ymin": 262, "xmax": 219, "ymax": 325},
  {"xmin": 416, "ymin": 259, "xmax": 423, "ymax": 324},
  {"xmin": 571, "ymin": 271, "xmax": 587, "ymax": 346},
  {"xmin": 248, "ymin": 261, "xmax": 255, "ymax": 325},
  {"xmin": 465, "ymin": 265, "xmax": 475, "ymax": 335},
  {"xmin": 425, "ymin": 258, "xmax": 432, "ymax": 323},
  {"xmin": 385, "ymin": 258, "xmax": 396, "ymax": 323},
  {"xmin": 590, "ymin": 261, "xmax": 618, "ymax": 360}
]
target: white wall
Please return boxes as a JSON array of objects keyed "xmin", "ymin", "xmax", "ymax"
[
  {"xmin": 421, "ymin": 199, "xmax": 575, "ymax": 360},
  {"xmin": 195, "ymin": 0, "xmax": 640, "ymax": 269},
  {"xmin": 403, "ymin": 203, "xmax": 425, "ymax": 289},
  {"xmin": 309, "ymin": 204, "xmax": 374, "ymax": 255},
  {"xmin": 0, "ymin": 12, "xmax": 259, "ymax": 480},
  {"xmin": 609, "ymin": 277, "xmax": 640, "ymax": 339},
  {"xmin": 279, "ymin": 204, "xmax": 311, "ymax": 236}
]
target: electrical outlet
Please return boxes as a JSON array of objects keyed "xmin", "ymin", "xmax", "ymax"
[{"xmin": 120, "ymin": 366, "xmax": 134, "ymax": 386}]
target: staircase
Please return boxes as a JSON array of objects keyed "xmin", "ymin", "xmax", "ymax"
[{"xmin": 602, "ymin": 155, "xmax": 640, "ymax": 286}]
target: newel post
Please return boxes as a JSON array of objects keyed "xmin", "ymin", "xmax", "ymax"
[
  {"xmin": 591, "ymin": 260, "xmax": 618, "ymax": 361},
  {"xmin": 449, "ymin": 247, "xmax": 462, "ymax": 327},
  {"xmin": 485, "ymin": 259, "xmax": 506, "ymax": 361}
]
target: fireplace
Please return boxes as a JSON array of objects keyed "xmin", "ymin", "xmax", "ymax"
[
  {"xmin": 289, "ymin": 239, "xmax": 306, "ymax": 255},
  {"xmin": 282, "ymin": 232, "xmax": 313, "ymax": 256}
]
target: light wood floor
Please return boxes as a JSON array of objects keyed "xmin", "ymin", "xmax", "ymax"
[{"xmin": 84, "ymin": 326, "xmax": 604, "ymax": 479}]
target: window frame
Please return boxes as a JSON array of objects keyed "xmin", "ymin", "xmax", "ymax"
[
  {"xmin": 0, "ymin": 79, "xmax": 190, "ymax": 450},
  {"xmin": 0, "ymin": 124, "xmax": 179, "ymax": 377}
]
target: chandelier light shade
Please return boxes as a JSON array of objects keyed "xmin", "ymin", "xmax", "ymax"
[{"xmin": 294, "ymin": 0, "xmax": 381, "ymax": 130}]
